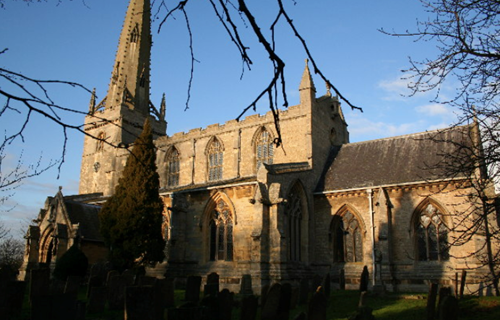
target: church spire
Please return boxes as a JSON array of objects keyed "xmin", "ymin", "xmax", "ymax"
[
  {"xmin": 105, "ymin": 0, "xmax": 152, "ymax": 115},
  {"xmin": 299, "ymin": 59, "xmax": 316, "ymax": 106}
]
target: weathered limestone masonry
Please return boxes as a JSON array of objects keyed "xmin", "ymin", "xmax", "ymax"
[{"xmin": 21, "ymin": 0, "xmax": 498, "ymax": 295}]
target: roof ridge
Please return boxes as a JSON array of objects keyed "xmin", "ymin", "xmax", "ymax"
[{"xmin": 345, "ymin": 124, "xmax": 470, "ymax": 146}]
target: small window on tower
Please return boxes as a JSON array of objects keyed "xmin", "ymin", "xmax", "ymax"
[{"xmin": 131, "ymin": 23, "xmax": 139, "ymax": 43}]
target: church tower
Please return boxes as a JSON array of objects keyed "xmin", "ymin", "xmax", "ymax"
[{"xmin": 79, "ymin": 0, "xmax": 166, "ymax": 195}]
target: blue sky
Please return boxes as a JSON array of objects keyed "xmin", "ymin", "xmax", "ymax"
[{"xmin": 0, "ymin": 0, "xmax": 459, "ymax": 235}]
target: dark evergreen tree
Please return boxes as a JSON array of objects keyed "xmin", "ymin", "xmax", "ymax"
[{"xmin": 99, "ymin": 118, "xmax": 165, "ymax": 271}]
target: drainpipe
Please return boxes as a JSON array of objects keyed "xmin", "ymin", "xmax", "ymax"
[{"xmin": 367, "ymin": 188, "xmax": 375, "ymax": 286}]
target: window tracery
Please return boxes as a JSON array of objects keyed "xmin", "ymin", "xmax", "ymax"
[
  {"xmin": 332, "ymin": 209, "xmax": 363, "ymax": 262},
  {"xmin": 207, "ymin": 138, "xmax": 223, "ymax": 181},
  {"xmin": 208, "ymin": 199, "xmax": 233, "ymax": 261},
  {"xmin": 255, "ymin": 128, "xmax": 273, "ymax": 170},
  {"xmin": 416, "ymin": 202, "xmax": 449, "ymax": 261}
]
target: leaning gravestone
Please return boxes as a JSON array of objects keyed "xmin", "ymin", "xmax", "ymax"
[
  {"xmin": 308, "ymin": 289, "xmax": 327, "ymax": 320},
  {"xmin": 185, "ymin": 275, "xmax": 202, "ymax": 303},
  {"xmin": 218, "ymin": 288, "xmax": 234, "ymax": 320},
  {"xmin": 240, "ymin": 294, "xmax": 258, "ymax": 320},
  {"xmin": 426, "ymin": 283, "xmax": 438, "ymax": 320},
  {"xmin": 204, "ymin": 272, "xmax": 220, "ymax": 297},
  {"xmin": 87, "ymin": 275, "xmax": 103, "ymax": 298},
  {"xmin": 278, "ymin": 283, "xmax": 292, "ymax": 320},
  {"xmin": 359, "ymin": 266, "xmax": 369, "ymax": 292}
]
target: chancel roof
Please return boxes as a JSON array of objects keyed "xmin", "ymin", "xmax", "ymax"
[{"xmin": 319, "ymin": 126, "xmax": 474, "ymax": 192}]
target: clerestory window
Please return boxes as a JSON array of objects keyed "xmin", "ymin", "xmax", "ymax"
[
  {"xmin": 166, "ymin": 147, "xmax": 180, "ymax": 187},
  {"xmin": 207, "ymin": 138, "xmax": 223, "ymax": 181},
  {"xmin": 255, "ymin": 128, "xmax": 274, "ymax": 171}
]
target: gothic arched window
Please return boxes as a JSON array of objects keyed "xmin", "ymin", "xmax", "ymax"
[
  {"xmin": 332, "ymin": 209, "xmax": 363, "ymax": 262},
  {"xmin": 131, "ymin": 23, "xmax": 139, "ymax": 43},
  {"xmin": 285, "ymin": 184, "xmax": 304, "ymax": 261},
  {"xmin": 255, "ymin": 128, "xmax": 274, "ymax": 170},
  {"xmin": 166, "ymin": 147, "xmax": 180, "ymax": 187},
  {"xmin": 415, "ymin": 202, "xmax": 449, "ymax": 261},
  {"xmin": 207, "ymin": 138, "xmax": 223, "ymax": 181},
  {"xmin": 208, "ymin": 200, "xmax": 233, "ymax": 261},
  {"xmin": 96, "ymin": 132, "xmax": 105, "ymax": 152}
]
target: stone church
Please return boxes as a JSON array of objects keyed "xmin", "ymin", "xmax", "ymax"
[{"xmin": 20, "ymin": 0, "xmax": 497, "ymax": 294}]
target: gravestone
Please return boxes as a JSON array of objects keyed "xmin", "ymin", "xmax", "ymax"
[
  {"xmin": 339, "ymin": 269, "xmax": 346, "ymax": 290},
  {"xmin": 169, "ymin": 301, "xmax": 202, "ymax": 320},
  {"xmin": 426, "ymin": 283, "xmax": 438, "ymax": 320},
  {"xmin": 29, "ymin": 269, "xmax": 50, "ymax": 301},
  {"xmin": 87, "ymin": 286, "xmax": 107, "ymax": 314},
  {"xmin": 204, "ymin": 272, "xmax": 220, "ymax": 297},
  {"xmin": 0, "ymin": 281, "xmax": 26, "ymax": 320},
  {"xmin": 108, "ymin": 274, "xmax": 134, "ymax": 310},
  {"xmin": 438, "ymin": 295, "xmax": 458, "ymax": 320},
  {"xmin": 31, "ymin": 295, "xmax": 52, "ymax": 320},
  {"xmin": 51, "ymin": 293, "xmax": 78, "ymax": 320},
  {"xmin": 321, "ymin": 273, "xmax": 331, "ymax": 297},
  {"xmin": 159, "ymin": 277, "xmax": 176, "ymax": 308},
  {"xmin": 138, "ymin": 275, "xmax": 157, "ymax": 286},
  {"xmin": 240, "ymin": 274, "xmax": 253, "ymax": 296},
  {"xmin": 290, "ymin": 286, "xmax": 299, "ymax": 310},
  {"xmin": 65, "ymin": 276, "xmax": 82, "ymax": 299},
  {"xmin": 308, "ymin": 289, "xmax": 327, "ymax": 320},
  {"xmin": 50, "ymin": 278, "xmax": 66, "ymax": 295},
  {"xmin": 185, "ymin": 275, "xmax": 202, "ymax": 303},
  {"xmin": 125, "ymin": 285, "xmax": 162, "ymax": 320},
  {"xmin": 261, "ymin": 283, "xmax": 282, "ymax": 320},
  {"xmin": 359, "ymin": 266, "xmax": 369, "ymax": 292},
  {"xmin": 358, "ymin": 291, "xmax": 367, "ymax": 307},
  {"xmin": 261, "ymin": 284, "xmax": 270, "ymax": 307},
  {"xmin": 87, "ymin": 275, "xmax": 103, "ymax": 298},
  {"xmin": 299, "ymin": 278, "xmax": 309, "ymax": 305},
  {"xmin": 279, "ymin": 283, "xmax": 292, "ymax": 320},
  {"xmin": 200, "ymin": 294, "xmax": 219, "ymax": 320},
  {"xmin": 240, "ymin": 294, "xmax": 258, "ymax": 320},
  {"xmin": 349, "ymin": 306, "xmax": 376, "ymax": 320},
  {"xmin": 437, "ymin": 286, "xmax": 452, "ymax": 320},
  {"xmin": 76, "ymin": 300, "xmax": 86, "ymax": 320},
  {"xmin": 218, "ymin": 288, "xmax": 234, "ymax": 320}
]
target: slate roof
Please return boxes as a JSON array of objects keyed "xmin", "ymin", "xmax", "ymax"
[
  {"xmin": 64, "ymin": 199, "xmax": 103, "ymax": 242},
  {"xmin": 319, "ymin": 126, "xmax": 473, "ymax": 192}
]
